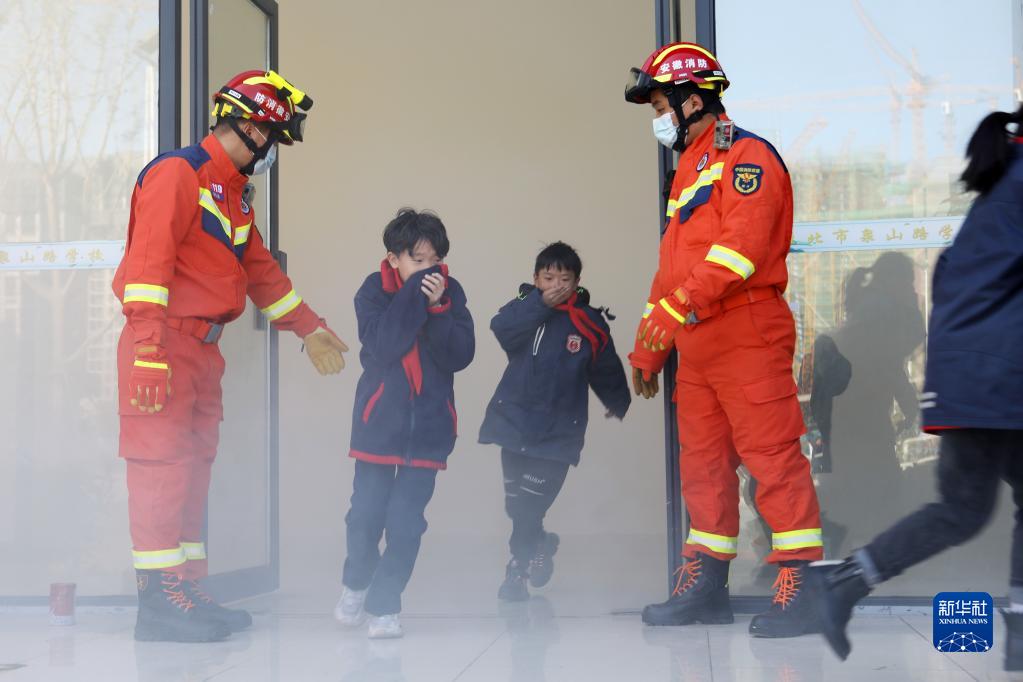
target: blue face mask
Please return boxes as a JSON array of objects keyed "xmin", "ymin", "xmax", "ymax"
[{"xmin": 251, "ymin": 144, "xmax": 276, "ymax": 175}]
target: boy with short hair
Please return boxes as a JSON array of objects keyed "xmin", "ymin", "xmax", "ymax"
[
  {"xmin": 479, "ymin": 241, "xmax": 631, "ymax": 601},
  {"xmin": 334, "ymin": 208, "xmax": 475, "ymax": 638}
]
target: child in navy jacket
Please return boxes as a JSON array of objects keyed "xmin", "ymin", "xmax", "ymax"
[
  {"xmin": 335, "ymin": 209, "xmax": 474, "ymax": 638},
  {"xmin": 479, "ymin": 242, "xmax": 630, "ymax": 601}
]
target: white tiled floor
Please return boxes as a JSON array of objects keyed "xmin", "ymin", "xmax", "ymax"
[{"xmin": 2, "ymin": 600, "xmax": 1022, "ymax": 682}]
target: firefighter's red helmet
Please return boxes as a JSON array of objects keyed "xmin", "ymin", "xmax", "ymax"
[
  {"xmin": 212, "ymin": 69, "xmax": 313, "ymax": 144},
  {"xmin": 625, "ymin": 42, "xmax": 729, "ymax": 105}
]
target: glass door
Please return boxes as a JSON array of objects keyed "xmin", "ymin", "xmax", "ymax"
[{"xmin": 192, "ymin": 0, "xmax": 281, "ymax": 601}]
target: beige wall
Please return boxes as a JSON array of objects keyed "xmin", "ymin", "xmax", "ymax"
[{"xmin": 274, "ymin": 1, "xmax": 671, "ymax": 613}]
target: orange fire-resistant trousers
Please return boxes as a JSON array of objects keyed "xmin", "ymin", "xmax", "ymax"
[
  {"xmin": 676, "ymin": 296, "xmax": 823, "ymax": 564},
  {"xmin": 118, "ymin": 325, "xmax": 225, "ymax": 579}
]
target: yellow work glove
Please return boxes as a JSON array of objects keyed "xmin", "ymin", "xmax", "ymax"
[
  {"xmin": 632, "ymin": 367, "xmax": 660, "ymax": 400},
  {"xmin": 304, "ymin": 327, "xmax": 349, "ymax": 375}
]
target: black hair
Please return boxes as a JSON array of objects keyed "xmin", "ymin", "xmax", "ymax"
[
  {"xmin": 534, "ymin": 241, "xmax": 582, "ymax": 278},
  {"xmin": 960, "ymin": 104, "xmax": 1023, "ymax": 194},
  {"xmin": 674, "ymin": 83, "xmax": 726, "ymax": 116},
  {"xmin": 383, "ymin": 208, "xmax": 450, "ymax": 258}
]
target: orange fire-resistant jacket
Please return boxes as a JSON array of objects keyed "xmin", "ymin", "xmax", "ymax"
[
  {"xmin": 113, "ymin": 134, "xmax": 321, "ymax": 351},
  {"xmin": 630, "ymin": 115, "xmax": 794, "ymax": 373}
]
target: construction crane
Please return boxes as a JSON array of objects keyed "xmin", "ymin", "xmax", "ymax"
[{"xmin": 852, "ymin": 0, "xmax": 933, "ymax": 174}]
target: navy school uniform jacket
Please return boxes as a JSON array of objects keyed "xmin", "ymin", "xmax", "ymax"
[
  {"xmin": 923, "ymin": 143, "xmax": 1023, "ymax": 431},
  {"xmin": 349, "ymin": 261, "xmax": 475, "ymax": 469},
  {"xmin": 478, "ymin": 285, "xmax": 631, "ymax": 465}
]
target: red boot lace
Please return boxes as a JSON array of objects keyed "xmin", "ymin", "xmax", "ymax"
[
  {"xmin": 772, "ymin": 566, "xmax": 801, "ymax": 609},
  {"xmin": 671, "ymin": 558, "xmax": 703, "ymax": 597},
  {"xmin": 188, "ymin": 580, "xmax": 215, "ymax": 605},
  {"xmin": 161, "ymin": 573, "xmax": 195, "ymax": 612}
]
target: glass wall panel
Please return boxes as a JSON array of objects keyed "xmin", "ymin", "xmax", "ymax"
[
  {"xmin": 0, "ymin": 0, "xmax": 159, "ymax": 596},
  {"xmin": 205, "ymin": 0, "xmax": 273, "ymax": 575},
  {"xmin": 716, "ymin": 0, "xmax": 1021, "ymax": 597}
]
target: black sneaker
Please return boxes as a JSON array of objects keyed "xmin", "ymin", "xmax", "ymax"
[
  {"xmin": 642, "ymin": 554, "xmax": 733, "ymax": 626},
  {"xmin": 749, "ymin": 561, "xmax": 821, "ymax": 638},
  {"xmin": 184, "ymin": 580, "xmax": 253, "ymax": 632},
  {"xmin": 528, "ymin": 532, "xmax": 560, "ymax": 589},
  {"xmin": 1002, "ymin": 610, "xmax": 1023, "ymax": 671},
  {"xmin": 134, "ymin": 570, "xmax": 231, "ymax": 643},
  {"xmin": 498, "ymin": 560, "xmax": 530, "ymax": 602}
]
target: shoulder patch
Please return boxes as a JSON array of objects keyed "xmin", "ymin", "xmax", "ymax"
[{"xmin": 733, "ymin": 164, "xmax": 763, "ymax": 195}]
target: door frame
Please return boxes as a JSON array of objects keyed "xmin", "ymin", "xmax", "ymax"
[{"xmin": 190, "ymin": 0, "xmax": 282, "ymax": 603}]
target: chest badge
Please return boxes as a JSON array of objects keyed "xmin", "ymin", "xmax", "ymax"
[
  {"xmin": 566, "ymin": 334, "xmax": 582, "ymax": 354},
  {"xmin": 241, "ymin": 182, "xmax": 254, "ymax": 215},
  {"xmin": 209, "ymin": 182, "xmax": 224, "ymax": 202},
  {"xmin": 733, "ymin": 164, "xmax": 763, "ymax": 195},
  {"xmin": 696, "ymin": 152, "xmax": 709, "ymax": 172}
]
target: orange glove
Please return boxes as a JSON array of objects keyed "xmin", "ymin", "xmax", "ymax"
[
  {"xmin": 128, "ymin": 346, "xmax": 171, "ymax": 413},
  {"xmin": 637, "ymin": 288, "xmax": 692, "ymax": 351}
]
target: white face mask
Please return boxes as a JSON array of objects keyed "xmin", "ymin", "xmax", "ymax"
[
  {"xmin": 652, "ymin": 112, "xmax": 679, "ymax": 148},
  {"xmin": 251, "ymin": 144, "xmax": 277, "ymax": 175}
]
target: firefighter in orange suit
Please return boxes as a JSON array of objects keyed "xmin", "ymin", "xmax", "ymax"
[
  {"xmin": 624, "ymin": 43, "xmax": 823, "ymax": 638},
  {"xmin": 113, "ymin": 70, "xmax": 349, "ymax": 643}
]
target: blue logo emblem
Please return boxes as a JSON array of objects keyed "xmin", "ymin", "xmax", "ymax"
[
  {"xmin": 733, "ymin": 163, "xmax": 762, "ymax": 195},
  {"xmin": 240, "ymin": 199, "xmax": 250, "ymax": 215},
  {"xmin": 933, "ymin": 592, "xmax": 993, "ymax": 653},
  {"xmin": 210, "ymin": 182, "xmax": 224, "ymax": 202}
]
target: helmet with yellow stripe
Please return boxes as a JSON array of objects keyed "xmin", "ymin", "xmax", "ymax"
[
  {"xmin": 624, "ymin": 42, "xmax": 729, "ymax": 105},
  {"xmin": 212, "ymin": 70, "xmax": 313, "ymax": 145}
]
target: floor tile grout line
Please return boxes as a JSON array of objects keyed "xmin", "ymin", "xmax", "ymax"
[
  {"xmin": 706, "ymin": 629, "xmax": 715, "ymax": 682},
  {"xmin": 898, "ymin": 615, "xmax": 981, "ymax": 682},
  {"xmin": 450, "ymin": 627, "xmax": 508, "ymax": 682},
  {"xmin": 202, "ymin": 663, "xmax": 240, "ymax": 681}
]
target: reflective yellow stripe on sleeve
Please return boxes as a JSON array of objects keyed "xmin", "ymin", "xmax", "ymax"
[
  {"xmin": 706, "ymin": 244, "xmax": 756, "ymax": 280},
  {"xmin": 261, "ymin": 289, "xmax": 303, "ymax": 322},
  {"xmin": 123, "ymin": 283, "xmax": 169, "ymax": 306},
  {"xmin": 133, "ymin": 546, "xmax": 187, "ymax": 570},
  {"xmin": 685, "ymin": 528, "xmax": 739, "ymax": 555},
  {"xmin": 772, "ymin": 528, "xmax": 824, "ymax": 551},
  {"xmin": 134, "ymin": 360, "xmax": 169, "ymax": 370},
  {"xmin": 181, "ymin": 542, "xmax": 207, "ymax": 561},
  {"xmin": 642, "ymin": 302, "xmax": 655, "ymax": 319}
]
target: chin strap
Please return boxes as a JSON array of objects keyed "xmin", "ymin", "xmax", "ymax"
[
  {"xmin": 667, "ymin": 88, "xmax": 710, "ymax": 152},
  {"xmin": 228, "ymin": 118, "xmax": 275, "ymax": 175}
]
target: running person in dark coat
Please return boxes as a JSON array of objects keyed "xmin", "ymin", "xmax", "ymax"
[
  {"xmin": 479, "ymin": 242, "xmax": 631, "ymax": 601},
  {"xmin": 806, "ymin": 105, "xmax": 1023, "ymax": 671},
  {"xmin": 334, "ymin": 209, "xmax": 475, "ymax": 639}
]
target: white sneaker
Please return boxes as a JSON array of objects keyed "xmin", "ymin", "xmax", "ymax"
[
  {"xmin": 367, "ymin": 613, "xmax": 403, "ymax": 639},
  {"xmin": 334, "ymin": 587, "xmax": 368, "ymax": 626}
]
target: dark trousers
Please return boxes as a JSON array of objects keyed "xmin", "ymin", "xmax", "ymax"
[
  {"xmin": 867, "ymin": 429, "xmax": 1023, "ymax": 587},
  {"xmin": 502, "ymin": 449, "xmax": 570, "ymax": 564},
  {"xmin": 342, "ymin": 460, "xmax": 438, "ymax": 616}
]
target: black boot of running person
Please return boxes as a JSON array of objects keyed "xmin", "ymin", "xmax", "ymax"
[
  {"xmin": 642, "ymin": 554, "xmax": 733, "ymax": 626},
  {"xmin": 184, "ymin": 580, "xmax": 253, "ymax": 632},
  {"xmin": 749, "ymin": 560, "xmax": 821, "ymax": 638},
  {"xmin": 134, "ymin": 570, "xmax": 231, "ymax": 643},
  {"xmin": 529, "ymin": 532, "xmax": 560, "ymax": 589},
  {"xmin": 803, "ymin": 556, "xmax": 873, "ymax": 659},
  {"xmin": 1002, "ymin": 610, "xmax": 1023, "ymax": 671},
  {"xmin": 498, "ymin": 559, "xmax": 530, "ymax": 602}
]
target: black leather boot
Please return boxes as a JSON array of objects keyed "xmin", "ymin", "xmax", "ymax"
[
  {"xmin": 749, "ymin": 561, "xmax": 821, "ymax": 638},
  {"xmin": 134, "ymin": 570, "xmax": 230, "ymax": 643},
  {"xmin": 528, "ymin": 532, "xmax": 560, "ymax": 589},
  {"xmin": 498, "ymin": 559, "xmax": 530, "ymax": 602},
  {"xmin": 803, "ymin": 557, "xmax": 873, "ymax": 659},
  {"xmin": 642, "ymin": 554, "xmax": 733, "ymax": 626},
  {"xmin": 184, "ymin": 580, "xmax": 253, "ymax": 632}
]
